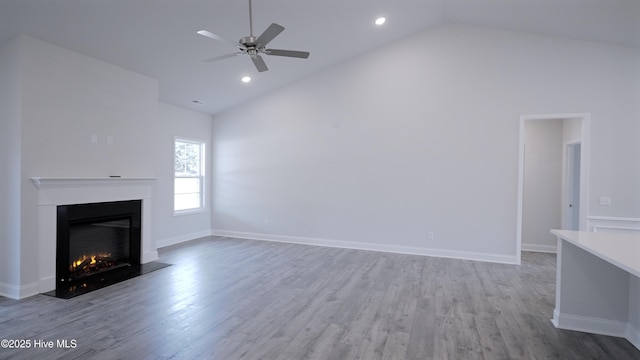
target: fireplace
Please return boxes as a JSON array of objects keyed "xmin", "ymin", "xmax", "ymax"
[
  {"xmin": 27, "ymin": 177, "xmax": 168, "ymax": 301},
  {"xmin": 55, "ymin": 200, "xmax": 142, "ymax": 298}
]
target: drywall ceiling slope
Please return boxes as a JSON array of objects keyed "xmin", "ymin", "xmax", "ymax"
[
  {"xmin": 0, "ymin": 0, "xmax": 637, "ymax": 115},
  {"xmin": 443, "ymin": 0, "xmax": 640, "ymax": 49}
]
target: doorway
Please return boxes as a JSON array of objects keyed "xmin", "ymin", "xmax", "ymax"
[{"xmin": 515, "ymin": 113, "xmax": 590, "ymax": 264}]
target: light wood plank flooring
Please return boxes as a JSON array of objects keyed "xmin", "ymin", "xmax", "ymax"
[{"xmin": 1, "ymin": 236, "xmax": 639, "ymax": 359}]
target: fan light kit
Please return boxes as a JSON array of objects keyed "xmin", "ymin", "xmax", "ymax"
[{"xmin": 197, "ymin": 0, "xmax": 310, "ymax": 73}]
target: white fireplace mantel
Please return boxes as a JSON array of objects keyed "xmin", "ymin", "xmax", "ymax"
[
  {"xmin": 31, "ymin": 176, "xmax": 158, "ymax": 294},
  {"xmin": 31, "ymin": 176, "xmax": 157, "ymax": 189}
]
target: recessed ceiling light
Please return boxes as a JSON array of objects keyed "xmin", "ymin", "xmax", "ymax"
[
  {"xmin": 374, "ymin": 17, "xmax": 386, "ymax": 26},
  {"xmin": 241, "ymin": 76, "xmax": 251, "ymax": 83}
]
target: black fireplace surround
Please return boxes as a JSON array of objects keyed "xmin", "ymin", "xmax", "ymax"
[{"xmin": 55, "ymin": 200, "xmax": 142, "ymax": 298}]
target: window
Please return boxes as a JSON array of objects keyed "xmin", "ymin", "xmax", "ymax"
[{"xmin": 174, "ymin": 138, "xmax": 205, "ymax": 213}]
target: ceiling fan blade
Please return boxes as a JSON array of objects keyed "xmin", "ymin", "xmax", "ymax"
[
  {"xmin": 265, "ymin": 49, "xmax": 310, "ymax": 59},
  {"xmin": 203, "ymin": 52, "xmax": 243, "ymax": 62},
  {"xmin": 250, "ymin": 55, "xmax": 269, "ymax": 72},
  {"xmin": 197, "ymin": 30, "xmax": 239, "ymax": 48},
  {"xmin": 256, "ymin": 23, "xmax": 285, "ymax": 47}
]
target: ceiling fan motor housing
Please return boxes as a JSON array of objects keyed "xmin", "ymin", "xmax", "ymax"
[{"xmin": 240, "ymin": 36, "xmax": 258, "ymax": 47}]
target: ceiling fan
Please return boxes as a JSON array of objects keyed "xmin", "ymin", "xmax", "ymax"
[{"xmin": 197, "ymin": 0, "xmax": 310, "ymax": 72}]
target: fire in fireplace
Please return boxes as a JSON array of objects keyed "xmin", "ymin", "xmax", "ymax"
[
  {"xmin": 70, "ymin": 253, "xmax": 117, "ymax": 277},
  {"xmin": 55, "ymin": 200, "xmax": 142, "ymax": 298},
  {"xmin": 66, "ymin": 217, "xmax": 134, "ymax": 279}
]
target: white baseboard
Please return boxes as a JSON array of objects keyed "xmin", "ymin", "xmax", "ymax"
[
  {"xmin": 553, "ymin": 310, "xmax": 640, "ymax": 350},
  {"xmin": 142, "ymin": 250, "xmax": 159, "ymax": 263},
  {"xmin": 212, "ymin": 229, "xmax": 518, "ymax": 265},
  {"xmin": 627, "ymin": 324, "xmax": 640, "ymax": 351},
  {"xmin": 522, "ymin": 243, "xmax": 557, "ymax": 253},
  {"xmin": 0, "ymin": 281, "xmax": 39, "ymax": 300},
  {"xmin": 552, "ymin": 310, "xmax": 628, "ymax": 338},
  {"xmin": 156, "ymin": 229, "xmax": 213, "ymax": 249},
  {"xmin": 38, "ymin": 275, "xmax": 55, "ymax": 294}
]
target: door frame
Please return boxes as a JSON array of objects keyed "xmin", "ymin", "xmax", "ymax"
[{"xmin": 515, "ymin": 113, "xmax": 590, "ymax": 264}]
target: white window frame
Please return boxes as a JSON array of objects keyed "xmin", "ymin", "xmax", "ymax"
[{"xmin": 174, "ymin": 137, "xmax": 206, "ymax": 215}]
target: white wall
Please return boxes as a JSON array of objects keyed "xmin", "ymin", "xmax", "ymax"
[
  {"xmin": 211, "ymin": 23, "xmax": 640, "ymax": 263},
  {"xmin": 1, "ymin": 35, "xmax": 214, "ymax": 298},
  {"xmin": 154, "ymin": 102, "xmax": 213, "ymax": 247},
  {"xmin": 522, "ymin": 120, "xmax": 563, "ymax": 251},
  {"xmin": 563, "ymin": 118, "xmax": 582, "ymax": 143},
  {"xmin": 20, "ymin": 36, "xmax": 160, "ymax": 178},
  {"xmin": 0, "ymin": 37, "xmax": 22, "ymax": 294}
]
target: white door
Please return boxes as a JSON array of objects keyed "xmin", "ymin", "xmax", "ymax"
[{"xmin": 567, "ymin": 143, "xmax": 581, "ymax": 230}]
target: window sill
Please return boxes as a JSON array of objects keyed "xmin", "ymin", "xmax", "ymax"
[{"xmin": 173, "ymin": 208, "xmax": 207, "ymax": 216}]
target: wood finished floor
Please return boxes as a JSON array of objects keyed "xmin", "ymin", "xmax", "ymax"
[{"xmin": 1, "ymin": 236, "xmax": 639, "ymax": 360}]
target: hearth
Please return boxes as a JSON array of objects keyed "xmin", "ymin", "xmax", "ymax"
[{"xmin": 54, "ymin": 200, "xmax": 144, "ymax": 298}]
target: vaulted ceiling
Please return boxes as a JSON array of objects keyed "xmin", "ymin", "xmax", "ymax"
[{"xmin": 1, "ymin": 0, "xmax": 638, "ymax": 114}]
